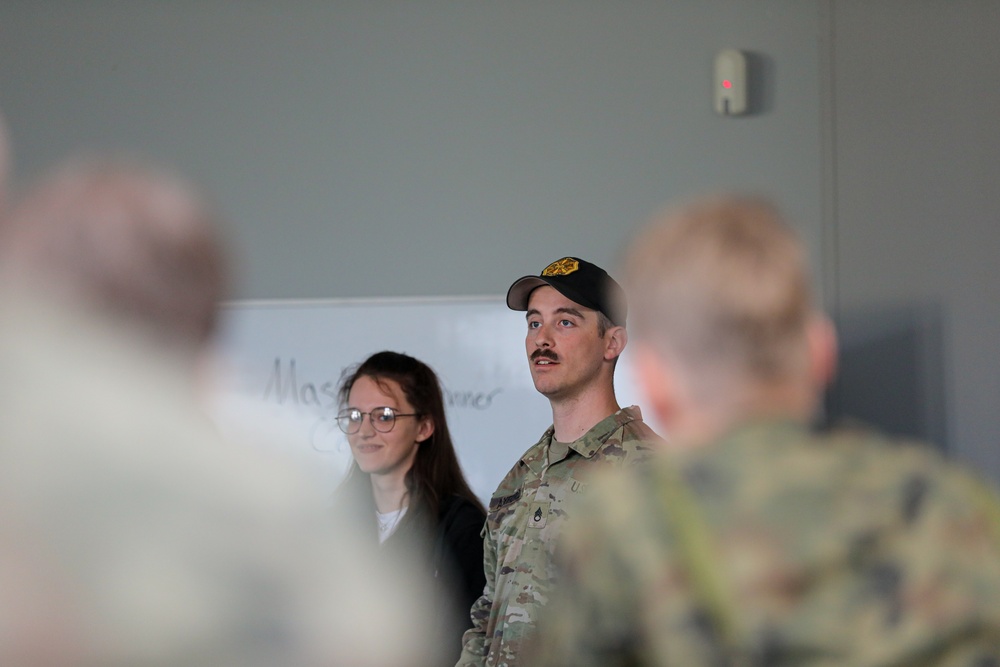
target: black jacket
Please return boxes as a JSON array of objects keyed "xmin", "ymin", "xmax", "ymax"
[
  {"xmin": 374, "ymin": 493, "xmax": 486, "ymax": 664},
  {"xmin": 429, "ymin": 494, "xmax": 488, "ymax": 630}
]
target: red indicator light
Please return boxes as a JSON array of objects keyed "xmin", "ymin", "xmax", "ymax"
[{"xmin": 722, "ymin": 80, "xmax": 732, "ymax": 89}]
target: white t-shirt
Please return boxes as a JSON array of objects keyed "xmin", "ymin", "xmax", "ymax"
[{"xmin": 376, "ymin": 506, "xmax": 408, "ymax": 543}]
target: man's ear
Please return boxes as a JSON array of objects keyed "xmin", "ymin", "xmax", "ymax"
[
  {"xmin": 632, "ymin": 342, "xmax": 680, "ymax": 429},
  {"xmin": 806, "ymin": 314, "xmax": 838, "ymax": 390},
  {"xmin": 604, "ymin": 325, "xmax": 628, "ymax": 362},
  {"xmin": 416, "ymin": 416, "xmax": 435, "ymax": 444}
]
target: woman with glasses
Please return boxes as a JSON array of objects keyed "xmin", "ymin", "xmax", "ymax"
[{"xmin": 333, "ymin": 350, "xmax": 486, "ymax": 662}]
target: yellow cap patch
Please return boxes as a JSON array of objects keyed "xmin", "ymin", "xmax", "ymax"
[{"xmin": 541, "ymin": 257, "xmax": 579, "ymax": 276}]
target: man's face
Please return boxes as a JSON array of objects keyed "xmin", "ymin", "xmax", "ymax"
[{"xmin": 524, "ymin": 285, "xmax": 611, "ymax": 402}]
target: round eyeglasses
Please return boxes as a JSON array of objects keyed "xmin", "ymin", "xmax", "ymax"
[{"xmin": 336, "ymin": 406, "xmax": 421, "ymax": 435}]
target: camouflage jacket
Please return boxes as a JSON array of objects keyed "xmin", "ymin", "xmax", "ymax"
[
  {"xmin": 531, "ymin": 420, "xmax": 1000, "ymax": 667},
  {"xmin": 455, "ymin": 406, "xmax": 658, "ymax": 667}
]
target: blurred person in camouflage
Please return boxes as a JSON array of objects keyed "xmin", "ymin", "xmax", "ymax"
[
  {"xmin": 456, "ymin": 257, "xmax": 659, "ymax": 667},
  {"xmin": 530, "ymin": 196, "xmax": 1000, "ymax": 666},
  {"xmin": 0, "ymin": 155, "xmax": 437, "ymax": 667}
]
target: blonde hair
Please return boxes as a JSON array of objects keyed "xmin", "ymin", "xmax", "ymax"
[{"xmin": 624, "ymin": 196, "xmax": 814, "ymax": 397}]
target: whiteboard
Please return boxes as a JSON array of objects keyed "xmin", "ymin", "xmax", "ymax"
[{"xmin": 210, "ymin": 297, "xmax": 647, "ymax": 505}]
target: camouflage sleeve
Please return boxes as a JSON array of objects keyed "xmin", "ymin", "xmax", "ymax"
[{"xmin": 455, "ymin": 524, "xmax": 494, "ymax": 667}]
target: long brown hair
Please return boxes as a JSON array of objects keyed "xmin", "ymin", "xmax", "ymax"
[{"xmin": 337, "ymin": 351, "xmax": 484, "ymax": 522}]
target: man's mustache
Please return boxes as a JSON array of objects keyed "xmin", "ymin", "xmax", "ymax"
[{"xmin": 531, "ymin": 349, "xmax": 559, "ymax": 363}]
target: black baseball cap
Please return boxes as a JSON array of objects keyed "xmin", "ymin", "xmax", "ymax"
[{"xmin": 506, "ymin": 256, "xmax": 627, "ymax": 327}]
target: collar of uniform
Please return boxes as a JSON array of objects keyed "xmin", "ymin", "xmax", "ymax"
[
  {"xmin": 671, "ymin": 417, "xmax": 810, "ymax": 471},
  {"xmin": 705, "ymin": 417, "xmax": 807, "ymax": 451},
  {"xmin": 522, "ymin": 405, "xmax": 644, "ymax": 474}
]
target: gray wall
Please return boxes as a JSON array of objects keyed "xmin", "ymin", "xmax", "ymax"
[
  {"xmin": 826, "ymin": 0, "xmax": 1000, "ymax": 479},
  {"xmin": 0, "ymin": 1, "xmax": 823, "ymax": 297},
  {"xmin": 1, "ymin": 2, "xmax": 997, "ymax": 480}
]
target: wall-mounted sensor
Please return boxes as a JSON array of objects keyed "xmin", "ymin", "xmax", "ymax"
[{"xmin": 714, "ymin": 49, "xmax": 747, "ymax": 116}]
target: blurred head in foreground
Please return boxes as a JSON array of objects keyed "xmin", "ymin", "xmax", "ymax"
[
  {"xmin": 0, "ymin": 157, "xmax": 227, "ymax": 360},
  {"xmin": 624, "ymin": 195, "xmax": 836, "ymax": 443},
  {"xmin": 0, "ymin": 156, "xmax": 435, "ymax": 666}
]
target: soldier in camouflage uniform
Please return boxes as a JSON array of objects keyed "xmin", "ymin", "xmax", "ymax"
[
  {"xmin": 456, "ymin": 257, "xmax": 659, "ymax": 667},
  {"xmin": 530, "ymin": 196, "xmax": 1000, "ymax": 666}
]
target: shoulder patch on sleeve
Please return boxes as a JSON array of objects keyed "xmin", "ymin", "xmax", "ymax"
[{"xmin": 490, "ymin": 488, "xmax": 522, "ymax": 510}]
